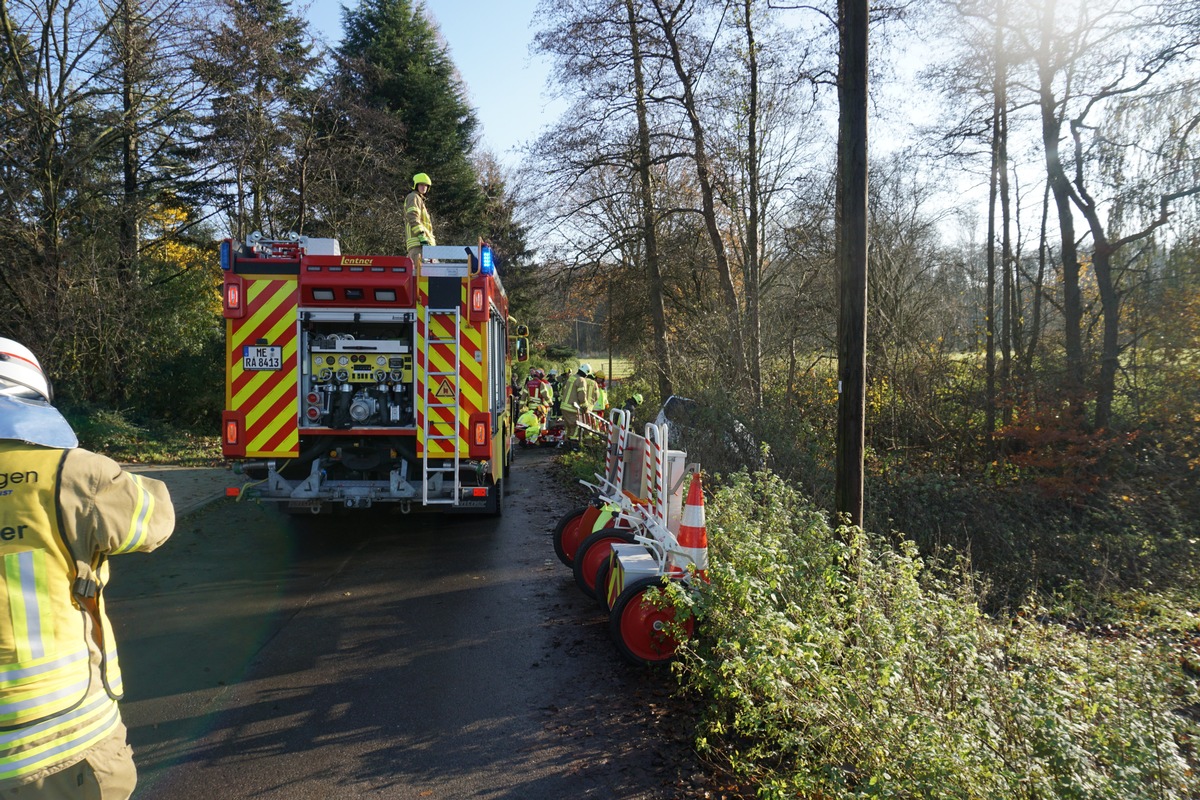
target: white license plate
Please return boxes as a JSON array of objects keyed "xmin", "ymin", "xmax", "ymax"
[{"xmin": 242, "ymin": 345, "xmax": 282, "ymax": 371}]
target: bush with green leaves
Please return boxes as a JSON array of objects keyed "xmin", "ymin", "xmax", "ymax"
[
  {"xmin": 675, "ymin": 467, "xmax": 1200, "ymax": 799},
  {"xmin": 60, "ymin": 406, "xmax": 220, "ymax": 464}
]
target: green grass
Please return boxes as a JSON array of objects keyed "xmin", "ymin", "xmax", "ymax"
[{"xmin": 568, "ymin": 356, "xmax": 636, "ymax": 380}]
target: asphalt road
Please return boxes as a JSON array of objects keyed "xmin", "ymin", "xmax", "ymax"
[{"xmin": 104, "ymin": 447, "xmax": 702, "ymax": 799}]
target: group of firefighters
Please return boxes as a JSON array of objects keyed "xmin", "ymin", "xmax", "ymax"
[{"xmin": 516, "ymin": 364, "xmax": 644, "ymax": 448}]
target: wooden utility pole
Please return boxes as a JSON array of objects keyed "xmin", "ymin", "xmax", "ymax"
[{"xmin": 834, "ymin": 0, "xmax": 868, "ymax": 526}]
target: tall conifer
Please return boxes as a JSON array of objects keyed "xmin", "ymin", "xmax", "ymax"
[{"xmin": 338, "ymin": 0, "xmax": 484, "ymax": 239}]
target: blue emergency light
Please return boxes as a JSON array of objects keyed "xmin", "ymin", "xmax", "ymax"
[
  {"xmin": 220, "ymin": 240, "xmax": 231, "ymax": 271},
  {"xmin": 479, "ymin": 245, "xmax": 494, "ymax": 275}
]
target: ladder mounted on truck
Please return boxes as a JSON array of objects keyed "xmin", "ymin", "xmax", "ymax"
[{"xmin": 421, "ymin": 303, "xmax": 462, "ymax": 506}]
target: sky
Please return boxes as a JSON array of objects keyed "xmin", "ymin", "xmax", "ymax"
[{"xmin": 302, "ymin": 0, "xmax": 562, "ymax": 169}]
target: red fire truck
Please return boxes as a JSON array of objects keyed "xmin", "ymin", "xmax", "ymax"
[{"xmin": 220, "ymin": 234, "xmax": 526, "ymax": 515}]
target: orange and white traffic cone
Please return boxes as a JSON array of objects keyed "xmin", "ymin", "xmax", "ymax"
[{"xmin": 669, "ymin": 473, "xmax": 709, "ymax": 582}]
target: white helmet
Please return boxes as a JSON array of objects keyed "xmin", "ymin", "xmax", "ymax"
[
  {"xmin": 0, "ymin": 338, "xmax": 51, "ymax": 401},
  {"xmin": 579, "ymin": 363, "xmax": 592, "ymax": 375}
]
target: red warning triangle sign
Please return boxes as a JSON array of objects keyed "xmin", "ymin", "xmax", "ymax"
[{"xmin": 435, "ymin": 378, "xmax": 456, "ymax": 398}]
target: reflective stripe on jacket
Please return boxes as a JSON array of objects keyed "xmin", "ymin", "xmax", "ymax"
[
  {"xmin": 404, "ymin": 190, "xmax": 436, "ymax": 251},
  {"xmin": 0, "ymin": 443, "xmax": 173, "ymax": 785},
  {"xmin": 562, "ymin": 374, "xmax": 581, "ymax": 410}
]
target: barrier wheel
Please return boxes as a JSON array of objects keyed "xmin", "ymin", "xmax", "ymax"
[
  {"xmin": 609, "ymin": 577, "xmax": 694, "ymax": 666},
  {"xmin": 594, "ymin": 555, "xmax": 613, "ymax": 613},
  {"xmin": 552, "ymin": 505, "xmax": 593, "ymax": 567},
  {"xmin": 573, "ymin": 528, "xmax": 636, "ymax": 599}
]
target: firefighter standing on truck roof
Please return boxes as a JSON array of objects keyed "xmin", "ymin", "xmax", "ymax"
[
  {"xmin": 0, "ymin": 338, "xmax": 175, "ymax": 799},
  {"xmin": 405, "ymin": 172, "xmax": 436, "ymax": 269}
]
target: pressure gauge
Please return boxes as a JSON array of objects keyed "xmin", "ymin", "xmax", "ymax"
[{"xmin": 338, "ymin": 355, "xmax": 349, "ymax": 366}]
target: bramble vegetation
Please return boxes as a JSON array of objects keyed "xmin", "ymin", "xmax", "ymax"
[
  {"xmin": 61, "ymin": 406, "xmax": 220, "ymax": 465},
  {"xmin": 674, "ymin": 467, "xmax": 1200, "ymax": 799}
]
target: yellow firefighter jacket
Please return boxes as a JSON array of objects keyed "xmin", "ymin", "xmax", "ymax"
[
  {"xmin": 404, "ymin": 190, "xmax": 436, "ymax": 252},
  {"xmin": 517, "ymin": 408, "xmax": 543, "ymax": 444},
  {"xmin": 0, "ymin": 443, "xmax": 173, "ymax": 787}
]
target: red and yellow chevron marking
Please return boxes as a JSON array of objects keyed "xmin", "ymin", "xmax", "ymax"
[
  {"xmin": 416, "ymin": 278, "xmax": 485, "ymax": 458},
  {"xmin": 226, "ymin": 276, "xmax": 300, "ymax": 457}
]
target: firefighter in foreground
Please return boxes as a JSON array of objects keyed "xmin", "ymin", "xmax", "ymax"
[
  {"xmin": 405, "ymin": 172, "xmax": 436, "ymax": 268},
  {"xmin": 0, "ymin": 339, "xmax": 175, "ymax": 799}
]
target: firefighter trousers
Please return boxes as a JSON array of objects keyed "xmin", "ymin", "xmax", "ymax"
[
  {"xmin": 407, "ymin": 246, "xmax": 423, "ymax": 271},
  {"xmin": 6, "ymin": 728, "xmax": 137, "ymax": 800}
]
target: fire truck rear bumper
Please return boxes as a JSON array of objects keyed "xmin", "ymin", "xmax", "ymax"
[{"xmin": 243, "ymin": 461, "xmax": 487, "ymax": 512}]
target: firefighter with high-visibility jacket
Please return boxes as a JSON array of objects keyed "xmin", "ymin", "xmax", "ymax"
[
  {"xmin": 516, "ymin": 402, "xmax": 546, "ymax": 446},
  {"xmin": 405, "ymin": 172, "xmax": 436, "ymax": 269},
  {"xmin": 563, "ymin": 363, "xmax": 599, "ymax": 446},
  {"xmin": 594, "ymin": 374, "xmax": 608, "ymax": 414},
  {"xmin": 520, "ymin": 368, "xmax": 553, "ymax": 412},
  {"xmin": 0, "ymin": 339, "xmax": 175, "ymax": 799}
]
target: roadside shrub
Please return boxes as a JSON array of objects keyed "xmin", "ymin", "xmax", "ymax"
[
  {"xmin": 558, "ymin": 443, "xmax": 604, "ymax": 484},
  {"xmin": 59, "ymin": 405, "xmax": 220, "ymax": 464},
  {"xmin": 676, "ymin": 467, "xmax": 1200, "ymax": 799},
  {"xmin": 867, "ymin": 469, "xmax": 1200, "ymax": 609}
]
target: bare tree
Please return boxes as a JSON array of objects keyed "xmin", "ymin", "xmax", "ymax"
[
  {"xmin": 626, "ymin": 0, "xmax": 674, "ymax": 399},
  {"xmin": 1032, "ymin": 0, "xmax": 1200, "ymax": 427},
  {"xmin": 0, "ymin": 0, "xmax": 210, "ymax": 398},
  {"xmin": 648, "ymin": 0, "xmax": 748, "ymax": 388}
]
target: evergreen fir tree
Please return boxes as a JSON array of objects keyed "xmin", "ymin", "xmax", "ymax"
[
  {"xmin": 338, "ymin": 0, "xmax": 484, "ymax": 240},
  {"xmin": 193, "ymin": 0, "xmax": 318, "ymax": 239}
]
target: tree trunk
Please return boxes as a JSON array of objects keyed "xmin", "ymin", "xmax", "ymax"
[
  {"xmin": 625, "ymin": 0, "xmax": 673, "ymax": 401},
  {"xmin": 743, "ymin": 0, "xmax": 762, "ymax": 407},
  {"xmin": 985, "ymin": 93, "xmax": 998, "ymax": 438},
  {"xmin": 652, "ymin": 0, "xmax": 747, "ymax": 388},
  {"xmin": 1091, "ymin": 242, "xmax": 1119, "ymax": 428},
  {"xmin": 1038, "ymin": 0, "xmax": 1085, "ymax": 397},
  {"xmin": 1021, "ymin": 182, "xmax": 1049, "ymax": 373},
  {"xmin": 118, "ymin": 0, "xmax": 140, "ymax": 289},
  {"xmin": 997, "ymin": 40, "xmax": 1013, "ymax": 427},
  {"xmin": 835, "ymin": 0, "xmax": 868, "ymax": 526}
]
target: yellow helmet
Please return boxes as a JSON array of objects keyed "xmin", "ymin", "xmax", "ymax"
[{"xmin": 413, "ymin": 172, "xmax": 432, "ymax": 188}]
